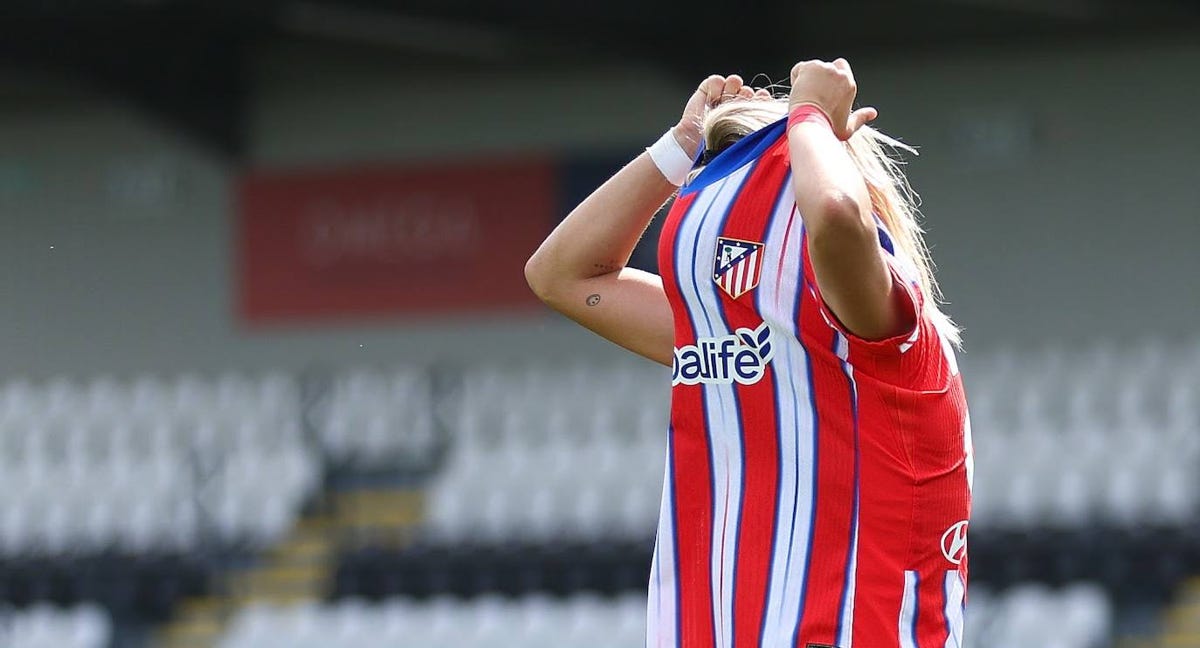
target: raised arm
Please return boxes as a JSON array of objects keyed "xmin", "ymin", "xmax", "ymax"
[
  {"xmin": 525, "ymin": 75, "xmax": 755, "ymax": 366},
  {"xmin": 786, "ymin": 59, "xmax": 914, "ymax": 341}
]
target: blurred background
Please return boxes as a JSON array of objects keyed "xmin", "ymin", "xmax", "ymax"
[{"xmin": 0, "ymin": 0, "xmax": 1198, "ymax": 646}]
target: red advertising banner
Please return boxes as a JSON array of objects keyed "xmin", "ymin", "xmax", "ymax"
[{"xmin": 237, "ymin": 159, "xmax": 554, "ymax": 324}]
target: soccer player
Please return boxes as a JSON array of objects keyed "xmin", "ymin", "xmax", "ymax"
[{"xmin": 525, "ymin": 59, "xmax": 972, "ymax": 647}]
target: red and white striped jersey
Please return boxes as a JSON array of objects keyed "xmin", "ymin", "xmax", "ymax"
[{"xmin": 648, "ymin": 117, "xmax": 972, "ymax": 648}]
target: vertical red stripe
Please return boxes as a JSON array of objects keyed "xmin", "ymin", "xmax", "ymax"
[
  {"xmin": 657, "ymin": 192, "xmax": 717, "ymax": 648},
  {"xmin": 917, "ymin": 570, "xmax": 951, "ymax": 646},
  {"xmin": 850, "ymin": 368, "xmax": 918, "ymax": 647},
  {"xmin": 710, "ymin": 142, "xmax": 788, "ymax": 648},
  {"xmin": 849, "ymin": 380, "xmax": 911, "ymax": 647},
  {"xmin": 795, "ymin": 238, "xmax": 858, "ymax": 646}
]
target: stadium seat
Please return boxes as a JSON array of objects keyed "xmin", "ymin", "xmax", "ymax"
[
  {"xmin": 218, "ymin": 584, "xmax": 1110, "ymax": 648},
  {"xmin": 965, "ymin": 583, "xmax": 1113, "ymax": 648},
  {"xmin": 317, "ymin": 368, "xmax": 438, "ymax": 470},
  {"xmin": 0, "ymin": 603, "xmax": 113, "ymax": 648},
  {"xmin": 418, "ymin": 361, "xmax": 672, "ymax": 545},
  {"xmin": 0, "ymin": 339, "xmax": 1190, "ymax": 647},
  {"xmin": 0, "ymin": 372, "xmax": 319, "ymax": 557},
  {"xmin": 219, "ymin": 593, "xmax": 648, "ymax": 648},
  {"xmin": 419, "ymin": 341, "xmax": 1200, "ymax": 543}
]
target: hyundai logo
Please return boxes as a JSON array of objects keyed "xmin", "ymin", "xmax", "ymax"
[{"xmin": 941, "ymin": 520, "xmax": 969, "ymax": 565}]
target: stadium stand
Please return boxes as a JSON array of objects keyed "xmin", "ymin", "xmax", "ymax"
[
  {"xmin": 422, "ymin": 363, "xmax": 668, "ymax": 544},
  {"xmin": 0, "ymin": 603, "xmax": 113, "ymax": 648},
  {"xmin": 219, "ymin": 593, "xmax": 648, "ymax": 648},
  {"xmin": 0, "ymin": 372, "xmax": 321, "ymax": 643},
  {"xmin": 410, "ymin": 340, "xmax": 1200, "ymax": 548},
  {"xmin": 215, "ymin": 584, "xmax": 1113, "ymax": 648},
  {"xmin": 967, "ymin": 583, "xmax": 1113, "ymax": 647},
  {"xmin": 0, "ymin": 338, "xmax": 1197, "ymax": 646},
  {"xmin": 0, "ymin": 372, "xmax": 319, "ymax": 553},
  {"xmin": 967, "ymin": 341, "xmax": 1200, "ymax": 530},
  {"xmin": 327, "ymin": 339, "xmax": 1200, "ymax": 647},
  {"xmin": 316, "ymin": 369, "xmax": 438, "ymax": 472}
]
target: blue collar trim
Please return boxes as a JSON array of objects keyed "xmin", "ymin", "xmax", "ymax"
[{"xmin": 680, "ymin": 116, "xmax": 788, "ymax": 197}]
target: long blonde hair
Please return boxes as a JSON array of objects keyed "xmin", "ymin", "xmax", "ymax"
[{"xmin": 700, "ymin": 97, "xmax": 961, "ymax": 347}]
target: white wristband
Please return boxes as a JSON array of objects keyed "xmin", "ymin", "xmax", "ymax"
[{"xmin": 646, "ymin": 129, "xmax": 695, "ymax": 187}]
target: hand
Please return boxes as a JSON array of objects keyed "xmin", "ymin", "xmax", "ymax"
[
  {"xmin": 788, "ymin": 58, "xmax": 878, "ymax": 141},
  {"xmin": 673, "ymin": 74, "xmax": 771, "ymax": 157}
]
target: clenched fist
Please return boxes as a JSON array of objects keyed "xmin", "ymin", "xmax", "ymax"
[
  {"xmin": 788, "ymin": 58, "xmax": 878, "ymax": 141},
  {"xmin": 673, "ymin": 74, "xmax": 772, "ymax": 156}
]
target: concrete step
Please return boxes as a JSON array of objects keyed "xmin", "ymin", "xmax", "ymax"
[
  {"xmin": 265, "ymin": 531, "xmax": 334, "ymax": 567},
  {"xmin": 229, "ymin": 591, "xmax": 315, "ymax": 608},
  {"xmin": 157, "ymin": 551, "xmax": 331, "ymax": 644},
  {"xmin": 153, "ymin": 494, "xmax": 351, "ymax": 646},
  {"xmin": 157, "ymin": 616, "xmax": 224, "ymax": 648},
  {"xmin": 176, "ymin": 596, "xmax": 228, "ymax": 620},
  {"xmin": 228, "ymin": 564, "xmax": 328, "ymax": 599},
  {"xmin": 1165, "ymin": 603, "xmax": 1200, "ymax": 631},
  {"xmin": 331, "ymin": 489, "xmax": 423, "ymax": 529},
  {"xmin": 1160, "ymin": 633, "xmax": 1200, "ymax": 647}
]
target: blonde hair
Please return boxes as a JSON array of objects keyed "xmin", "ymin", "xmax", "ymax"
[{"xmin": 701, "ymin": 97, "xmax": 961, "ymax": 347}]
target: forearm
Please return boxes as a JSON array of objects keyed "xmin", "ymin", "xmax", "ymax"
[{"xmin": 525, "ymin": 149, "xmax": 677, "ymax": 299}]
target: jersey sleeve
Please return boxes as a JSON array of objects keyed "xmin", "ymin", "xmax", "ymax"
[{"xmin": 803, "ymin": 223, "xmax": 924, "ymax": 357}]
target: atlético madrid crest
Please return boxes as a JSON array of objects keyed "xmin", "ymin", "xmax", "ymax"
[{"xmin": 713, "ymin": 236, "xmax": 765, "ymax": 299}]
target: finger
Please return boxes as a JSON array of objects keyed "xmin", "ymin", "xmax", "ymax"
[
  {"xmin": 688, "ymin": 75, "xmax": 720, "ymax": 112},
  {"xmin": 737, "ymin": 85, "xmax": 755, "ymax": 99},
  {"xmin": 790, "ymin": 62, "xmax": 807, "ymax": 83},
  {"xmin": 702, "ymin": 75, "xmax": 726, "ymax": 106},
  {"xmin": 684, "ymin": 83, "xmax": 709, "ymax": 112},
  {"xmin": 846, "ymin": 107, "xmax": 879, "ymax": 136},
  {"xmin": 723, "ymin": 74, "xmax": 744, "ymax": 99},
  {"xmin": 699, "ymin": 74, "xmax": 725, "ymax": 96},
  {"xmin": 681, "ymin": 96, "xmax": 706, "ymax": 127},
  {"xmin": 754, "ymin": 88, "xmax": 772, "ymax": 99},
  {"xmin": 832, "ymin": 58, "xmax": 851, "ymax": 72},
  {"xmin": 698, "ymin": 74, "xmax": 724, "ymax": 92}
]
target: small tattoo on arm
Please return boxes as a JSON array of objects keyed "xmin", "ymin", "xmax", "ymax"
[
  {"xmin": 593, "ymin": 262, "xmax": 616, "ymax": 272},
  {"xmin": 586, "ymin": 294, "xmax": 602, "ymax": 307}
]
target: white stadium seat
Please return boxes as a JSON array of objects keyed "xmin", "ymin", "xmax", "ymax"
[
  {"xmin": 0, "ymin": 371, "xmax": 318, "ymax": 556},
  {"xmin": 414, "ymin": 339, "xmax": 1199, "ymax": 544},
  {"xmin": 217, "ymin": 586, "xmax": 1108, "ymax": 648},
  {"xmin": 967, "ymin": 583, "xmax": 1113, "ymax": 648},
  {"xmin": 0, "ymin": 604, "xmax": 113, "ymax": 648},
  {"xmin": 419, "ymin": 361, "xmax": 671, "ymax": 544},
  {"xmin": 0, "ymin": 336, "xmax": 1193, "ymax": 560},
  {"xmin": 318, "ymin": 368, "xmax": 438, "ymax": 469}
]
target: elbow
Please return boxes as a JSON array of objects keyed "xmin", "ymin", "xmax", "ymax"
[
  {"xmin": 524, "ymin": 251, "xmax": 561, "ymax": 306},
  {"xmin": 804, "ymin": 191, "xmax": 873, "ymax": 242}
]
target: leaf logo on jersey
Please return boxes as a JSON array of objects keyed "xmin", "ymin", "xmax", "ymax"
[
  {"xmin": 672, "ymin": 321, "xmax": 774, "ymax": 386},
  {"xmin": 713, "ymin": 236, "xmax": 764, "ymax": 299}
]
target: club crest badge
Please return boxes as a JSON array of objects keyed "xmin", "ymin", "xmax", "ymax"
[{"xmin": 713, "ymin": 237, "xmax": 764, "ymax": 299}]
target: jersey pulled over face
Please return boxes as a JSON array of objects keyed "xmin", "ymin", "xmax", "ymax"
[{"xmin": 648, "ymin": 117, "xmax": 972, "ymax": 648}]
